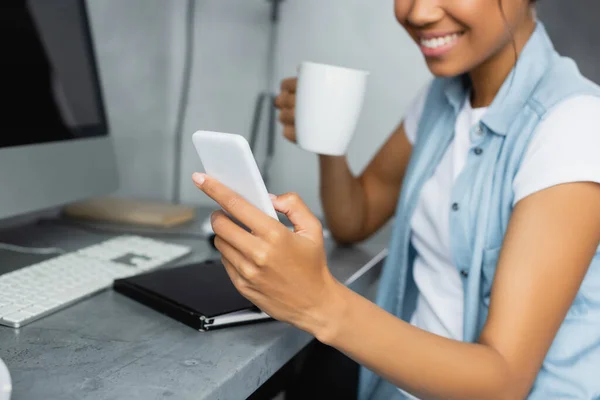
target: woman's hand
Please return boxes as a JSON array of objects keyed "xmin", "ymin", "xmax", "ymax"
[
  {"xmin": 274, "ymin": 77, "xmax": 297, "ymax": 143},
  {"xmin": 192, "ymin": 172, "xmax": 344, "ymax": 338}
]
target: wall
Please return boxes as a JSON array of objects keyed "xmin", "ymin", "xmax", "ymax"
[
  {"xmin": 87, "ymin": 0, "xmax": 598, "ymax": 217},
  {"xmin": 538, "ymin": 0, "xmax": 600, "ymax": 84},
  {"xmin": 86, "ymin": 0, "xmax": 175, "ymax": 201},
  {"xmin": 87, "ymin": 0, "xmax": 273, "ymax": 206},
  {"xmin": 84, "ymin": 1, "xmax": 439, "ymax": 215},
  {"xmin": 267, "ymin": 0, "xmax": 431, "ymax": 215},
  {"xmin": 174, "ymin": 0, "xmax": 431, "ymax": 215},
  {"xmin": 175, "ymin": 0, "xmax": 272, "ymax": 206}
]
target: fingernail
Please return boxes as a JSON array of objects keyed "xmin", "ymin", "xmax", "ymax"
[
  {"xmin": 269, "ymin": 193, "xmax": 277, "ymax": 200},
  {"xmin": 192, "ymin": 172, "xmax": 205, "ymax": 185}
]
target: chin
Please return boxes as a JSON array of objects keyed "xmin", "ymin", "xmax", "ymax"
[
  {"xmin": 425, "ymin": 52, "xmax": 472, "ymax": 78},
  {"xmin": 424, "ymin": 57, "xmax": 471, "ymax": 78}
]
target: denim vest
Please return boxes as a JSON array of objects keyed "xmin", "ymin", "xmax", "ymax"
[{"xmin": 358, "ymin": 22, "xmax": 600, "ymax": 400}]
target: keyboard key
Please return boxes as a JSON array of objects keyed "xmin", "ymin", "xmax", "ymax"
[
  {"xmin": 0, "ymin": 304, "xmax": 23, "ymax": 318},
  {"xmin": 20, "ymin": 305, "xmax": 46, "ymax": 315}
]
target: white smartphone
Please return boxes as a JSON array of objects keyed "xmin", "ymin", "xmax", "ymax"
[{"xmin": 192, "ymin": 130, "xmax": 279, "ymax": 221}]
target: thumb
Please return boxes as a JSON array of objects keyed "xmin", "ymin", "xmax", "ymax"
[{"xmin": 270, "ymin": 192, "xmax": 322, "ymax": 239}]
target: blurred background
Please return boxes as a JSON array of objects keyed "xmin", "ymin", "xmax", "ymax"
[{"xmin": 87, "ymin": 0, "xmax": 599, "ymax": 217}]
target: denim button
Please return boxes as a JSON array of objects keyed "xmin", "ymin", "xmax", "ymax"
[
  {"xmin": 474, "ymin": 147, "xmax": 483, "ymax": 155},
  {"xmin": 451, "ymin": 202, "xmax": 459, "ymax": 211}
]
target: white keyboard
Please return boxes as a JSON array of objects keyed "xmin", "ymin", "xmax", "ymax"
[{"xmin": 0, "ymin": 235, "xmax": 191, "ymax": 328}]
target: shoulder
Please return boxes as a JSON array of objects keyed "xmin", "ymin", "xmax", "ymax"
[
  {"xmin": 529, "ymin": 55, "xmax": 600, "ymax": 116},
  {"xmin": 540, "ymin": 95, "xmax": 600, "ymax": 124},
  {"xmin": 513, "ymin": 95, "xmax": 600, "ymax": 205},
  {"xmin": 532, "ymin": 95, "xmax": 600, "ymax": 151}
]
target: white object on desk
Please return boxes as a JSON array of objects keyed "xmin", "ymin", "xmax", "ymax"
[
  {"xmin": 0, "ymin": 357, "xmax": 11, "ymax": 400},
  {"xmin": 0, "ymin": 235, "xmax": 191, "ymax": 329}
]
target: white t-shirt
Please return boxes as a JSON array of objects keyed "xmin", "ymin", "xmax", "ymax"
[{"xmin": 396, "ymin": 82, "xmax": 600, "ymax": 398}]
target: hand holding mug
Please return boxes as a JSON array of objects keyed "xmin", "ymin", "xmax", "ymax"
[
  {"xmin": 276, "ymin": 63, "xmax": 369, "ymax": 156},
  {"xmin": 275, "ymin": 77, "xmax": 298, "ymax": 143}
]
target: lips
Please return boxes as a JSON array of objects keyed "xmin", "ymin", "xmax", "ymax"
[
  {"xmin": 417, "ymin": 31, "xmax": 464, "ymax": 57},
  {"xmin": 420, "ymin": 33, "xmax": 461, "ymax": 49}
]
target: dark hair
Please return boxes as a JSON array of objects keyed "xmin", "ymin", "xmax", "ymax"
[
  {"xmin": 468, "ymin": 0, "xmax": 534, "ymax": 99},
  {"xmin": 495, "ymin": 0, "xmax": 534, "ymax": 96},
  {"xmin": 497, "ymin": 0, "xmax": 519, "ymax": 64}
]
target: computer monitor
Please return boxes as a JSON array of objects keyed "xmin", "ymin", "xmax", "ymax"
[{"xmin": 0, "ymin": 0, "xmax": 118, "ymax": 220}]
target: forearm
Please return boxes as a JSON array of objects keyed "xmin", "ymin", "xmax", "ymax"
[
  {"xmin": 316, "ymin": 283, "xmax": 516, "ymax": 400},
  {"xmin": 319, "ymin": 155, "xmax": 369, "ymax": 244}
]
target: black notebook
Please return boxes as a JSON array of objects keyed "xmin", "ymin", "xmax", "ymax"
[{"xmin": 113, "ymin": 259, "xmax": 272, "ymax": 331}]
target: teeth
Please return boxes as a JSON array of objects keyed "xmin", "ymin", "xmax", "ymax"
[{"xmin": 420, "ymin": 33, "xmax": 460, "ymax": 49}]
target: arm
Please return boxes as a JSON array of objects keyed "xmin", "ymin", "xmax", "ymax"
[
  {"xmin": 196, "ymin": 172, "xmax": 597, "ymax": 398},
  {"xmin": 318, "ymin": 182, "xmax": 600, "ymax": 399},
  {"xmin": 319, "ymin": 125, "xmax": 412, "ymax": 244},
  {"xmin": 196, "ymin": 95, "xmax": 600, "ymax": 399},
  {"xmin": 275, "ymin": 77, "xmax": 412, "ymax": 244}
]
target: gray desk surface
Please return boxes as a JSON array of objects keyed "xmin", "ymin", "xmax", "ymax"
[{"xmin": 0, "ymin": 208, "xmax": 391, "ymax": 400}]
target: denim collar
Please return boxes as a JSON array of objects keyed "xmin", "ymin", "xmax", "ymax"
[{"xmin": 443, "ymin": 21, "xmax": 554, "ymax": 135}]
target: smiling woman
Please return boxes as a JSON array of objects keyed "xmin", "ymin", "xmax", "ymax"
[
  {"xmin": 394, "ymin": 0, "xmax": 537, "ymax": 107},
  {"xmin": 198, "ymin": 0, "xmax": 600, "ymax": 399}
]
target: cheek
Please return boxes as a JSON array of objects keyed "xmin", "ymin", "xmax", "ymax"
[
  {"xmin": 460, "ymin": 0, "xmax": 522, "ymax": 51},
  {"xmin": 437, "ymin": 5, "xmax": 512, "ymax": 74},
  {"xmin": 425, "ymin": 25, "xmax": 510, "ymax": 77},
  {"xmin": 464, "ymin": 13, "xmax": 512, "ymax": 60}
]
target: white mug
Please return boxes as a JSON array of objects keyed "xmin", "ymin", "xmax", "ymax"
[{"xmin": 294, "ymin": 61, "xmax": 369, "ymax": 156}]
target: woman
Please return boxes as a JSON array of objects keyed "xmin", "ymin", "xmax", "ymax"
[{"xmin": 193, "ymin": 0, "xmax": 600, "ymax": 398}]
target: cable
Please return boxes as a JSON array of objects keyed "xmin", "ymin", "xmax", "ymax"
[
  {"xmin": 173, "ymin": 0, "xmax": 280, "ymax": 199},
  {"xmin": 0, "ymin": 242, "xmax": 65, "ymax": 256},
  {"xmin": 262, "ymin": 0, "xmax": 282, "ymax": 189},
  {"xmin": 266, "ymin": 0, "xmax": 282, "ymax": 93},
  {"xmin": 202, "ymin": 1, "xmax": 282, "ymax": 234},
  {"xmin": 171, "ymin": 0, "xmax": 197, "ymax": 204},
  {"xmin": 36, "ymin": 218, "xmax": 207, "ymax": 240},
  {"xmin": 250, "ymin": 0, "xmax": 282, "ymax": 189}
]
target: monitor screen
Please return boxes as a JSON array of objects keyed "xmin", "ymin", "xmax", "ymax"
[{"xmin": 1, "ymin": 0, "xmax": 107, "ymax": 149}]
